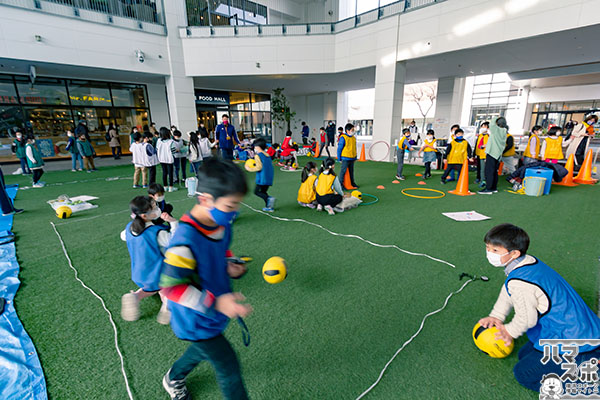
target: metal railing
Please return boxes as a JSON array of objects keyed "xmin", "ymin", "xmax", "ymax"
[
  {"xmin": 182, "ymin": 0, "xmax": 443, "ymax": 38},
  {"xmin": 0, "ymin": 0, "xmax": 166, "ymax": 35}
]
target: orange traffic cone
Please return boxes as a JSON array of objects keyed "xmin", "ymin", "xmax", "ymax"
[
  {"xmin": 554, "ymin": 154, "xmax": 578, "ymax": 187},
  {"xmin": 358, "ymin": 143, "xmax": 367, "ymax": 162},
  {"xmin": 573, "ymin": 149, "xmax": 598, "ymax": 185},
  {"xmin": 497, "ymin": 161, "xmax": 504, "ymax": 176},
  {"xmin": 449, "ymin": 159, "xmax": 476, "ymax": 196},
  {"xmin": 344, "ymin": 169, "xmax": 357, "ymax": 190},
  {"xmin": 314, "ymin": 142, "xmax": 320, "ymax": 158}
]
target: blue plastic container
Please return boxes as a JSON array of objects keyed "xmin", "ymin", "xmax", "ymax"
[{"xmin": 524, "ymin": 168, "xmax": 553, "ymax": 195}]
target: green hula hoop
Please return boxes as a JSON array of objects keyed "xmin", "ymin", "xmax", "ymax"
[
  {"xmin": 359, "ymin": 193, "xmax": 379, "ymax": 206},
  {"xmin": 401, "ymin": 188, "xmax": 446, "ymax": 199}
]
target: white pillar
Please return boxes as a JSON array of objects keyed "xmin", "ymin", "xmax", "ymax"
[
  {"xmin": 336, "ymin": 91, "xmax": 348, "ymax": 130},
  {"xmin": 163, "ymin": 0, "xmax": 197, "ymax": 136},
  {"xmin": 373, "ymin": 61, "xmax": 406, "ymax": 161},
  {"xmin": 433, "ymin": 76, "xmax": 466, "ymax": 138}
]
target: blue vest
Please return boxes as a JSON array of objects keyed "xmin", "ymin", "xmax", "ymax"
[
  {"xmin": 167, "ymin": 217, "xmax": 233, "ymax": 340},
  {"xmin": 506, "ymin": 258, "xmax": 600, "ymax": 352},
  {"xmin": 256, "ymin": 152, "xmax": 274, "ymax": 186},
  {"xmin": 125, "ymin": 222, "xmax": 168, "ymax": 292}
]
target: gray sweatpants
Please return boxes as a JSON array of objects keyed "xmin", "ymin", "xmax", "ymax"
[{"xmin": 397, "ymin": 148, "xmax": 406, "ymax": 177}]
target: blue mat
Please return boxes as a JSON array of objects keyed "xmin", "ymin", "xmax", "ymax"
[{"xmin": 0, "ymin": 186, "xmax": 47, "ymax": 400}]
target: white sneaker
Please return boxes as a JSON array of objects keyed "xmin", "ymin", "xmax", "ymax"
[
  {"xmin": 32, "ymin": 183, "xmax": 44, "ymax": 188},
  {"xmin": 317, "ymin": 204, "xmax": 323, "ymax": 212},
  {"xmin": 156, "ymin": 308, "xmax": 171, "ymax": 325},
  {"xmin": 169, "ymin": 186, "xmax": 178, "ymax": 192},
  {"xmin": 325, "ymin": 205, "xmax": 335, "ymax": 215},
  {"xmin": 163, "ymin": 369, "xmax": 191, "ymax": 400},
  {"xmin": 121, "ymin": 292, "xmax": 140, "ymax": 321},
  {"xmin": 333, "ymin": 206, "xmax": 344, "ymax": 213}
]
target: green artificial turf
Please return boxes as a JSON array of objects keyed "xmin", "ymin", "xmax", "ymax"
[{"xmin": 6, "ymin": 158, "xmax": 599, "ymax": 399}]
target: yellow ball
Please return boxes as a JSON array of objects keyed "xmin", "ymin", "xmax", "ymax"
[
  {"xmin": 56, "ymin": 205, "xmax": 72, "ymax": 219},
  {"xmin": 472, "ymin": 323, "xmax": 514, "ymax": 358},
  {"xmin": 351, "ymin": 190, "xmax": 362, "ymax": 200},
  {"xmin": 292, "ymin": 163, "xmax": 298, "ymax": 169},
  {"xmin": 244, "ymin": 159, "xmax": 257, "ymax": 171},
  {"xmin": 262, "ymin": 256, "xmax": 287, "ymax": 284}
]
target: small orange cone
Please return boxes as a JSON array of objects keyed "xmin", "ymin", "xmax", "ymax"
[
  {"xmin": 418, "ymin": 181, "xmax": 426, "ymax": 185},
  {"xmin": 377, "ymin": 185, "xmax": 385, "ymax": 190},
  {"xmin": 497, "ymin": 161, "xmax": 504, "ymax": 176},
  {"xmin": 314, "ymin": 142, "xmax": 320, "ymax": 158},
  {"xmin": 573, "ymin": 149, "xmax": 598, "ymax": 185},
  {"xmin": 392, "ymin": 180, "xmax": 400, "ymax": 184},
  {"xmin": 415, "ymin": 173, "xmax": 423, "ymax": 177},
  {"xmin": 449, "ymin": 159, "xmax": 476, "ymax": 196},
  {"xmin": 344, "ymin": 169, "xmax": 357, "ymax": 190},
  {"xmin": 554, "ymin": 154, "xmax": 578, "ymax": 187},
  {"xmin": 358, "ymin": 143, "xmax": 367, "ymax": 162}
]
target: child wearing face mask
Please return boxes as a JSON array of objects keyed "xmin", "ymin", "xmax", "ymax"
[
  {"xmin": 417, "ymin": 129, "xmax": 437, "ymax": 179},
  {"xmin": 12, "ymin": 130, "xmax": 31, "ymax": 175},
  {"xmin": 540, "ymin": 126, "xmax": 573, "ymax": 163},
  {"xmin": 148, "ymin": 183, "xmax": 174, "ymax": 217},
  {"xmin": 396, "ymin": 128, "xmax": 416, "ymax": 181},
  {"xmin": 120, "ymin": 195, "xmax": 178, "ymax": 324},
  {"xmin": 441, "ymin": 128, "xmax": 473, "ymax": 184},
  {"xmin": 159, "ymin": 157, "xmax": 251, "ymax": 400},
  {"xmin": 65, "ymin": 130, "xmax": 83, "ymax": 172},
  {"xmin": 245, "ymin": 138, "xmax": 275, "ymax": 212},
  {"xmin": 474, "ymin": 122, "xmax": 489, "ymax": 185},
  {"xmin": 25, "ymin": 135, "xmax": 45, "ymax": 187},
  {"xmin": 337, "ymin": 123, "xmax": 358, "ymax": 189},
  {"xmin": 478, "ymin": 223, "xmax": 600, "ymax": 392}
]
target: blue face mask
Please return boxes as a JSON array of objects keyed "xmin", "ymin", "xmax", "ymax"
[{"xmin": 209, "ymin": 207, "xmax": 237, "ymax": 226}]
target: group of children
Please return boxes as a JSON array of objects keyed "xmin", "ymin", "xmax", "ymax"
[{"xmin": 130, "ymin": 126, "xmax": 216, "ymax": 192}]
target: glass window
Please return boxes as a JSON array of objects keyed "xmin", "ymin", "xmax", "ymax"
[
  {"xmin": 187, "ymin": 0, "xmax": 210, "ymax": 26},
  {"xmin": 229, "ymin": 111, "xmax": 251, "ymax": 136},
  {"xmin": 0, "ymin": 105, "xmax": 25, "ymax": 138},
  {"xmin": 68, "ymin": 80, "xmax": 112, "ymax": 107},
  {"xmin": 111, "ymin": 84, "xmax": 148, "ymax": 108},
  {"xmin": 24, "ymin": 107, "xmax": 74, "ymax": 136},
  {"xmin": 0, "ymin": 77, "xmax": 18, "ymax": 104},
  {"xmin": 16, "ymin": 78, "xmax": 68, "ymax": 105},
  {"xmin": 251, "ymin": 111, "xmax": 271, "ymax": 136},
  {"xmin": 229, "ymin": 92, "xmax": 250, "ymax": 105},
  {"xmin": 251, "ymin": 93, "xmax": 270, "ymax": 111}
]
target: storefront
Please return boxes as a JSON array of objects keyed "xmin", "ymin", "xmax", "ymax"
[
  {"xmin": 0, "ymin": 74, "xmax": 152, "ymax": 162},
  {"xmin": 530, "ymin": 100, "xmax": 600, "ymax": 136},
  {"xmin": 195, "ymin": 89, "xmax": 271, "ymax": 140}
]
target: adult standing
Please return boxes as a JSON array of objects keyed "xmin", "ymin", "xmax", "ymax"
[
  {"xmin": 301, "ymin": 121, "xmax": 309, "ymax": 145},
  {"xmin": 197, "ymin": 122, "xmax": 209, "ymax": 139},
  {"xmin": 74, "ymin": 120, "xmax": 90, "ymax": 141},
  {"xmin": 0, "ymin": 166, "xmax": 23, "ymax": 216},
  {"xmin": 214, "ymin": 114, "xmax": 239, "ymax": 160},
  {"xmin": 325, "ymin": 121, "xmax": 336, "ymax": 152},
  {"xmin": 108, "ymin": 123, "xmax": 121, "ymax": 159},
  {"xmin": 408, "ymin": 120, "xmax": 419, "ymax": 141},
  {"xmin": 149, "ymin": 122, "xmax": 157, "ymax": 135},
  {"xmin": 565, "ymin": 114, "xmax": 598, "ymax": 166},
  {"xmin": 479, "ymin": 117, "xmax": 507, "ymax": 195}
]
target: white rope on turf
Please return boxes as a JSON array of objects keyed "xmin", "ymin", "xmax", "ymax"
[
  {"xmin": 50, "ymin": 222, "xmax": 134, "ymax": 400},
  {"xmin": 355, "ymin": 278, "xmax": 475, "ymax": 399},
  {"xmin": 241, "ymin": 203, "xmax": 456, "ymax": 269}
]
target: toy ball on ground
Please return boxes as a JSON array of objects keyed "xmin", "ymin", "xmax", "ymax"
[
  {"xmin": 292, "ymin": 163, "xmax": 298, "ymax": 169},
  {"xmin": 262, "ymin": 256, "xmax": 287, "ymax": 284},
  {"xmin": 56, "ymin": 205, "xmax": 72, "ymax": 219},
  {"xmin": 244, "ymin": 159, "xmax": 257, "ymax": 171},
  {"xmin": 351, "ymin": 190, "xmax": 362, "ymax": 200},
  {"xmin": 472, "ymin": 323, "xmax": 514, "ymax": 358}
]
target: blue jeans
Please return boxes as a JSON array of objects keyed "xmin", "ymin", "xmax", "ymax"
[
  {"xmin": 190, "ymin": 161, "xmax": 202, "ymax": 175},
  {"xmin": 169, "ymin": 334, "xmax": 248, "ymax": 400},
  {"xmin": 19, "ymin": 157, "xmax": 31, "ymax": 174},
  {"xmin": 71, "ymin": 153, "xmax": 83, "ymax": 170},
  {"xmin": 174, "ymin": 157, "xmax": 187, "ymax": 182},
  {"xmin": 513, "ymin": 341, "xmax": 600, "ymax": 392}
]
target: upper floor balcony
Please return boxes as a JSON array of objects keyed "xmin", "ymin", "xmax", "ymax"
[{"xmin": 0, "ymin": 0, "xmax": 166, "ymax": 35}]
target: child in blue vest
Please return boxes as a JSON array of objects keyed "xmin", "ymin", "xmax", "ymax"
[
  {"xmin": 245, "ymin": 137, "xmax": 275, "ymax": 212},
  {"xmin": 479, "ymin": 223, "xmax": 600, "ymax": 392},
  {"xmin": 148, "ymin": 183, "xmax": 174, "ymax": 216},
  {"xmin": 159, "ymin": 157, "xmax": 251, "ymax": 400},
  {"xmin": 120, "ymin": 196, "xmax": 178, "ymax": 324}
]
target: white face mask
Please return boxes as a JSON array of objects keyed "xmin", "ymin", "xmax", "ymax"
[
  {"xmin": 146, "ymin": 207, "xmax": 161, "ymax": 220},
  {"xmin": 323, "ymin": 170, "xmax": 330, "ymax": 175},
  {"xmin": 486, "ymin": 251, "xmax": 509, "ymax": 267},
  {"xmin": 16, "ymin": 134, "xmax": 22, "ymax": 139},
  {"xmin": 155, "ymin": 195, "xmax": 165, "ymax": 202},
  {"xmin": 427, "ymin": 136, "xmax": 434, "ymax": 141}
]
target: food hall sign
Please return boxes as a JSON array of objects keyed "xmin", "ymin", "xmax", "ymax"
[{"xmin": 195, "ymin": 90, "xmax": 230, "ymax": 105}]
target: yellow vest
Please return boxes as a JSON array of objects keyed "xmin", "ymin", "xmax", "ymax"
[
  {"xmin": 340, "ymin": 134, "xmax": 357, "ymax": 158},
  {"xmin": 316, "ymin": 173, "xmax": 336, "ymax": 196},
  {"xmin": 503, "ymin": 134, "xmax": 515, "ymax": 156},
  {"xmin": 447, "ymin": 139, "xmax": 468, "ymax": 164},
  {"xmin": 423, "ymin": 138, "xmax": 436, "ymax": 152},
  {"xmin": 475, "ymin": 134, "xmax": 488, "ymax": 159},
  {"xmin": 398, "ymin": 136, "xmax": 410, "ymax": 150},
  {"xmin": 297, "ymin": 175, "xmax": 317, "ymax": 204},
  {"xmin": 524, "ymin": 133, "xmax": 540, "ymax": 158},
  {"xmin": 544, "ymin": 137, "xmax": 564, "ymax": 160}
]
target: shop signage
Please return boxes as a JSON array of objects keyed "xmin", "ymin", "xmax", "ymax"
[
  {"xmin": 195, "ymin": 90, "xmax": 229, "ymax": 105},
  {"xmin": 37, "ymin": 139, "xmax": 56, "ymax": 158}
]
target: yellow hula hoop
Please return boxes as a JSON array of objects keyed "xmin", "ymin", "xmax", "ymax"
[{"xmin": 401, "ymin": 188, "xmax": 446, "ymax": 199}]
